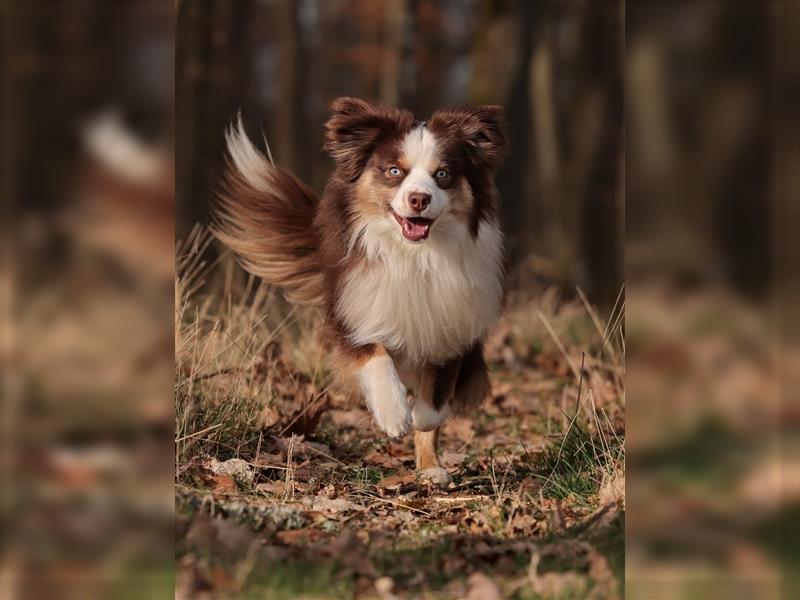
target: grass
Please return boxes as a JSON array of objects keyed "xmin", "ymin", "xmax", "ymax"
[
  {"xmin": 175, "ymin": 226, "xmax": 625, "ymax": 599},
  {"xmin": 242, "ymin": 561, "xmax": 355, "ymax": 600},
  {"xmin": 535, "ymin": 421, "xmax": 623, "ymax": 506}
]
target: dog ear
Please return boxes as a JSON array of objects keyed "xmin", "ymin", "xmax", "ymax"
[
  {"xmin": 428, "ymin": 105, "xmax": 507, "ymax": 169},
  {"xmin": 323, "ymin": 97, "xmax": 413, "ymax": 181}
]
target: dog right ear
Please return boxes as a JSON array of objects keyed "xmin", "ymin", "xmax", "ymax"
[{"xmin": 324, "ymin": 97, "xmax": 413, "ymax": 181}]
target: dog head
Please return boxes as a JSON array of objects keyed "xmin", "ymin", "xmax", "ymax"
[{"xmin": 324, "ymin": 97, "xmax": 507, "ymax": 243}]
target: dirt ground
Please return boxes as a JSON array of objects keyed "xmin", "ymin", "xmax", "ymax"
[{"xmin": 175, "ymin": 230, "xmax": 625, "ymax": 599}]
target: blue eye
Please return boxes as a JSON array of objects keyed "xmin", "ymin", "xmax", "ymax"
[
  {"xmin": 388, "ymin": 166, "xmax": 402, "ymax": 176},
  {"xmin": 435, "ymin": 169, "xmax": 449, "ymax": 179}
]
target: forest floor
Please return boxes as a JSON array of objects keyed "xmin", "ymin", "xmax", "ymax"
[{"xmin": 175, "ymin": 229, "xmax": 625, "ymax": 600}]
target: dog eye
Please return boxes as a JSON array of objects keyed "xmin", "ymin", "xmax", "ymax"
[
  {"xmin": 387, "ymin": 166, "xmax": 402, "ymax": 177},
  {"xmin": 435, "ymin": 169, "xmax": 449, "ymax": 179}
]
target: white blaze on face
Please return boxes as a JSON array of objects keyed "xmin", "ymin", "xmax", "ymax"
[{"xmin": 391, "ymin": 125, "xmax": 447, "ymax": 219}]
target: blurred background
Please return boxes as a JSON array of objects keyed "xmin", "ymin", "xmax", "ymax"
[
  {"xmin": 1, "ymin": 0, "xmax": 797, "ymax": 598},
  {"xmin": 626, "ymin": 1, "xmax": 798, "ymax": 598},
  {"xmin": 2, "ymin": 1, "xmax": 174, "ymax": 598},
  {"xmin": 176, "ymin": 0, "xmax": 624, "ymax": 311}
]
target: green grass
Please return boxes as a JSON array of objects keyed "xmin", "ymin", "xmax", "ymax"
[
  {"xmin": 534, "ymin": 422, "xmax": 620, "ymax": 507},
  {"xmin": 243, "ymin": 560, "xmax": 355, "ymax": 600}
]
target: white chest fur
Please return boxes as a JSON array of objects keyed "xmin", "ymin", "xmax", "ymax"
[{"xmin": 337, "ymin": 217, "xmax": 504, "ymax": 365}]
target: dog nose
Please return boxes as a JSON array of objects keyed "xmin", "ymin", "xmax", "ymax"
[{"xmin": 407, "ymin": 192, "xmax": 431, "ymax": 213}]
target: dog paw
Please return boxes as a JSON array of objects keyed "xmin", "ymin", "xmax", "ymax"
[
  {"xmin": 372, "ymin": 385, "xmax": 412, "ymax": 438},
  {"xmin": 412, "ymin": 400, "xmax": 451, "ymax": 431},
  {"xmin": 359, "ymin": 355, "xmax": 411, "ymax": 438},
  {"xmin": 418, "ymin": 466, "xmax": 452, "ymax": 486}
]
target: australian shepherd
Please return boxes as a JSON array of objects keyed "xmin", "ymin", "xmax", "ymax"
[{"xmin": 213, "ymin": 97, "xmax": 507, "ymax": 484}]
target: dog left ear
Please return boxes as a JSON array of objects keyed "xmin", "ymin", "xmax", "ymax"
[
  {"xmin": 429, "ymin": 106, "xmax": 508, "ymax": 169},
  {"xmin": 324, "ymin": 97, "xmax": 414, "ymax": 181}
]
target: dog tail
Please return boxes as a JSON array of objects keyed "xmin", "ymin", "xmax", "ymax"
[{"xmin": 212, "ymin": 116, "xmax": 325, "ymax": 306}]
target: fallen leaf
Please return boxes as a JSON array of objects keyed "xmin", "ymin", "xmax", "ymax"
[
  {"xmin": 440, "ymin": 450, "xmax": 467, "ymax": 468},
  {"xmin": 280, "ymin": 397, "xmax": 330, "ymax": 437},
  {"xmin": 254, "ymin": 451, "xmax": 284, "ymax": 467},
  {"xmin": 274, "ymin": 435, "xmax": 332, "ymax": 460},
  {"xmin": 465, "ymin": 572, "xmax": 503, "ymax": 600},
  {"xmin": 276, "ymin": 527, "xmax": 326, "ymax": 545},
  {"xmin": 256, "ymin": 481, "xmax": 287, "ymax": 495},
  {"xmin": 306, "ymin": 496, "xmax": 364, "ymax": 515},
  {"xmin": 319, "ymin": 528, "xmax": 378, "ymax": 577},
  {"xmin": 259, "ymin": 405, "xmax": 281, "ymax": 429},
  {"xmin": 586, "ymin": 546, "xmax": 618, "ymax": 600},
  {"xmin": 376, "ymin": 472, "xmax": 418, "ymax": 493},
  {"xmin": 442, "ymin": 417, "xmax": 475, "ymax": 443},
  {"xmin": 209, "ymin": 458, "xmax": 254, "ymax": 487},
  {"xmin": 327, "ymin": 408, "xmax": 372, "ymax": 429},
  {"xmin": 598, "ymin": 474, "xmax": 625, "ymax": 507},
  {"xmin": 374, "ymin": 577, "xmax": 398, "ymax": 600},
  {"xmin": 509, "ymin": 512, "xmax": 538, "ymax": 536},
  {"xmin": 210, "ymin": 474, "xmax": 236, "ymax": 493},
  {"xmin": 363, "ymin": 450, "xmax": 399, "ymax": 468}
]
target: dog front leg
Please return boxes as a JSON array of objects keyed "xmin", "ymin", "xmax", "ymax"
[
  {"xmin": 353, "ymin": 345, "xmax": 411, "ymax": 438},
  {"xmin": 407, "ymin": 364, "xmax": 458, "ymax": 485}
]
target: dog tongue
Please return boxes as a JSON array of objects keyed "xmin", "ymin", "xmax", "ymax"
[{"xmin": 402, "ymin": 218, "xmax": 431, "ymax": 241}]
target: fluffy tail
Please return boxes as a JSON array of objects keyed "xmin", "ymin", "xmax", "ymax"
[{"xmin": 212, "ymin": 117, "xmax": 324, "ymax": 305}]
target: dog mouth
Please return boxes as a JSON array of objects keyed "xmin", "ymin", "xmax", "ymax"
[{"xmin": 391, "ymin": 210, "xmax": 434, "ymax": 242}]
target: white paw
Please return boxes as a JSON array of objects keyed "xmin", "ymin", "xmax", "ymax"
[
  {"xmin": 418, "ymin": 466, "xmax": 452, "ymax": 486},
  {"xmin": 359, "ymin": 355, "xmax": 411, "ymax": 438},
  {"xmin": 412, "ymin": 400, "xmax": 451, "ymax": 431}
]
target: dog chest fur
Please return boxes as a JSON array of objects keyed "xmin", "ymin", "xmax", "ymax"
[{"xmin": 336, "ymin": 216, "xmax": 504, "ymax": 365}]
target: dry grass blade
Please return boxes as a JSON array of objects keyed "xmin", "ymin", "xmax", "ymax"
[{"xmin": 537, "ymin": 309, "xmax": 581, "ymax": 380}]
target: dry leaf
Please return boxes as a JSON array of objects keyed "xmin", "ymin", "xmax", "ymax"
[
  {"xmin": 363, "ymin": 450, "xmax": 399, "ymax": 468},
  {"xmin": 259, "ymin": 405, "xmax": 281, "ymax": 429},
  {"xmin": 306, "ymin": 496, "xmax": 364, "ymax": 515},
  {"xmin": 440, "ymin": 450, "xmax": 467, "ymax": 468},
  {"xmin": 274, "ymin": 435, "xmax": 332, "ymax": 460},
  {"xmin": 209, "ymin": 473, "xmax": 236, "ymax": 493},
  {"xmin": 256, "ymin": 480, "xmax": 286, "ymax": 495},
  {"xmin": 442, "ymin": 417, "xmax": 475, "ymax": 443},
  {"xmin": 465, "ymin": 572, "xmax": 503, "ymax": 600},
  {"xmin": 276, "ymin": 527, "xmax": 326, "ymax": 545},
  {"xmin": 376, "ymin": 472, "xmax": 418, "ymax": 492},
  {"xmin": 281, "ymin": 397, "xmax": 330, "ymax": 437},
  {"xmin": 328, "ymin": 408, "xmax": 372, "ymax": 429},
  {"xmin": 374, "ymin": 576, "xmax": 398, "ymax": 600},
  {"xmin": 209, "ymin": 458, "xmax": 254, "ymax": 486},
  {"xmin": 255, "ymin": 451, "xmax": 284, "ymax": 467}
]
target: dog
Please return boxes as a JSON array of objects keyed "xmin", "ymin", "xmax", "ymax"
[{"xmin": 213, "ymin": 97, "xmax": 507, "ymax": 484}]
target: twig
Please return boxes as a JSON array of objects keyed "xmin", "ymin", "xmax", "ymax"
[
  {"xmin": 430, "ymin": 496, "xmax": 489, "ymax": 503},
  {"xmin": 189, "ymin": 366, "xmax": 245, "ymax": 384},
  {"xmin": 355, "ymin": 491, "xmax": 432, "ymax": 516},
  {"xmin": 576, "ymin": 286, "xmax": 619, "ymax": 364},
  {"xmin": 538, "ymin": 360, "xmax": 588, "ymax": 495},
  {"xmin": 175, "ymin": 423, "xmax": 222, "ymax": 443},
  {"xmin": 575, "ymin": 352, "xmax": 586, "ymax": 415},
  {"xmin": 537, "ymin": 310, "xmax": 581, "ymax": 380}
]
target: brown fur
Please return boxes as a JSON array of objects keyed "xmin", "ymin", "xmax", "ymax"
[
  {"xmin": 323, "ymin": 97, "xmax": 416, "ymax": 182},
  {"xmin": 427, "ymin": 106, "xmax": 507, "ymax": 235},
  {"xmin": 428, "ymin": 342, "xmax": 491, "ymax": 412},
  {"xmin": 214, "ymin": 99, "xmax": 506, "ymax": 472},
  {"xmin": 414, "ymin": 429, "xmax": 442, "ymax": 470},
  {"xmin": 213, "ymin": 162, "xmax": 324, "ymax": 305}
]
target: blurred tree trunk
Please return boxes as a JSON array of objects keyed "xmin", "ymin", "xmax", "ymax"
[
  {"xmin": 771, "ymin": 0, "xmax": 800, "ymax": 385},
  {"xmin": 529, "ymin": 31, "xmax": 561, "ymax": 269},
  {"xmin": 578, "ymin": 1, "xmax": 624, "ymax": 312},
  {"xmin": 275, "ymin": 0, "xmax": 304, "ymax": 177},
  {"xmin": 494, "ymin": 0, "xmax": 538, "ymax": 263},
  {"xmin": 380, "ymin": 0, "xmax": 407, "ymax": 106},
  {"xmin": 175, "ymin": 0, "xmax": 207, "ymax": 237}
]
